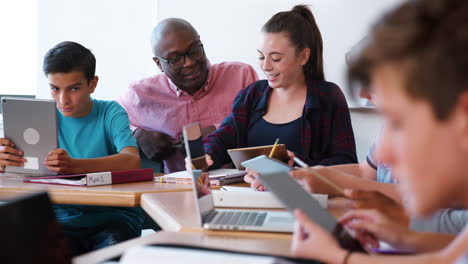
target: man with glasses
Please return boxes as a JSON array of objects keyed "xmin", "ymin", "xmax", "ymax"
[{"xmin": 119, "ymin": 18, "xmax": 258, "ymax": 173}]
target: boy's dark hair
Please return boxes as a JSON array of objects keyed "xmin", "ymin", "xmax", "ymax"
[
  {"xmin": 262, "ymin": 5, "xmax": 324, "ymax": 81},
  {"xmin": 43, "ymin": 41, "xmax": 96, "ymax": 83},
  {"xmin": 348, "ymin": 0, "xmax": 468, "ymax": 120}
]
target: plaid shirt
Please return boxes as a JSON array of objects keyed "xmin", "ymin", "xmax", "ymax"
[{"xmin": 204, "ymin": 79, "xmax": 357, "ymax": 168}]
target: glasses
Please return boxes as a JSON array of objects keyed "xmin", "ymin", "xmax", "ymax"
[{"xmin": 155, "ymin": 44, "xmax": 205, "ymax": 70}]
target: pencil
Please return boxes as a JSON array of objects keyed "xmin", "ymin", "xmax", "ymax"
[
  {"xmin": 268, "ymin": 138, "xmax": 280, "ymax": 158},
  {"xmin": 293, "ymin": 156, "xmax": 345, "ymax": 195}
]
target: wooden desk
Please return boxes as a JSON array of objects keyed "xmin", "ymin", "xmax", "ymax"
[
  {"xmin": 0, "ymin": 174, "xmax": 192, "ymax": 206},
  {"xmin": 140, "ymin": 191, "xmax": 349, "ymax": 234},
  {"xmin": 75, "ymin": 193, "xmax": 349, "ymax": 264},
  {"xmin": 73, "ymin": 231, "xmax": 292, "ymax": 264}
]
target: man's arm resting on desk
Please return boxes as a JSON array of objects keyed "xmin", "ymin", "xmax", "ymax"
[{"xmin": 45, "ymin": 146, "xmax": 141, "ymax": 174}]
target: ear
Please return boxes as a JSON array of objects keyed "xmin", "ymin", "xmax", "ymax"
[
  {"xmin": 454, "ymin": 92, "xmax": 468, "ymax": 151},
  {"xmin": 153, "ymin": 57, "xmax": 164, "ymax": 72},
  {"xmin": 88, "ymin": 76, "xmax": 98, "ymax": 94},
  {"xmin": 299, "ymin": 48, "xmax": 311, "ymax": 66}
]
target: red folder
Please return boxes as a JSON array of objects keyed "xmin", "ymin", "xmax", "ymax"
[{"xmin": 22, "ymin": 168, "xmax": 154, "ymax": 186}]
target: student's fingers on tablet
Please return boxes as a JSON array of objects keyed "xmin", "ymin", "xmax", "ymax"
[
  {"xmin": 243, "ymin": 173, "xmax": 255, "ymax": 183},
  {"xmin": 0, "ymin": 138, "xmax": 15, "ymax": 147},
  {"xmin": 46, "ymin": 166, "xmax": 60, "ymax": 172},
  {"xmin": 0, "ymin": 159, "xmax": 24, "ymax": 167},
  {"xmin": 48, "ymin": 148, "xmax": 68, "ymax": 156},
  {"xmin": 0, "ymin": 146, "xmax": 23, "ymax": 156},
  {"xmin": 45, "ymin": 159, "xmax": 61, "ymax": 166},
  {"xmin": 0, "ymin": 152, "xmax": 25, "ymax": 163},
  {"xmin": 289, "ymin": 168, "xmax": 310, "ymax": 179},
  {"xmin": 251, "ymin": 179, "xmax": 265, "ymax": 191}
]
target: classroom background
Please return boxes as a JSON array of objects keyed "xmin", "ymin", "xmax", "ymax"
[{"xmin": 0, "ymin": 0, "xmax": 398, "ymax": 160}]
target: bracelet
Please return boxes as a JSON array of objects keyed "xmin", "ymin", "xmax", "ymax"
[{"xmin": 343, "ymin": 251, "xmax": 352, "ymax": 264}]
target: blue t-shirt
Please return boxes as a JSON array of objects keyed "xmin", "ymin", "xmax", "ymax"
[
  {"xmin": 366, "ymin": 143, "xmax": 394, "ymax": 184},
  {"xmin": 53, "ymin": 99, "xmax": 142, "ymax": 229}
]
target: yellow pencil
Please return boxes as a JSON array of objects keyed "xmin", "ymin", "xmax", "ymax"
[
  {"xmin": 268, "ymin": 138, "xmax": 280, "ymax": 158},
  {"xmin": 191, "ymin": 163, "xmax": 203, "ymax": 184}
]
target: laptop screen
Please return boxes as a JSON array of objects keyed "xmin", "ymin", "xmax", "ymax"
[{"xmin": 182, "ymin": 122, "xmax": 215, "ymax": 224}]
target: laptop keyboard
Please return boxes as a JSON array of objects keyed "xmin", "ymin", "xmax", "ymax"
[{"xmin": 210, "ymin": 211, "xmax": 267, "ymax": 226}]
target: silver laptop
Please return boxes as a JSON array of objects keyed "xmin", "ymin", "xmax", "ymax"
[
  {"xmin": 1, "ymin": 97, "xmax": 58, "ymax": 175},
  {"xmin": 183, "ymin": 122, "xmax": 294, "ymax": 233}
]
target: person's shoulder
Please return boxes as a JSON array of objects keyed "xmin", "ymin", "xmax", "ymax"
[
  {"xmin": 313, "ymin": 80, "xmax": 341, "ymax": 92},
  {"xmin": 236, "ymin": 79, "xmax": 268, "ymax": 99},
  {"xmin": 94, "ymin": 99, "xmax": 126, "ymax": 115},
  {"xmin": 308, "ymin": 80, "xmax": 348, "ymax": 106},
  {"xmin": 314, "ymin": 80, "xmax": 346, "ymax": 98},
  {"xmin": 238, "ymin": 79, "xmax": 267, "ymax": 91},
  {"xmin": 128, "ymin": 74, "xmax": 167, "ymax": 91},
  {"xmin": 212, "ymin": 61, "xmax": 255, "ymax": 74}
]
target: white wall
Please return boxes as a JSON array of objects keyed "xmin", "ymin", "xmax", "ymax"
[
  {"xmin": 157, "ymin": 0, "xmax": 398, "ymax": 105},
  {"xmin": 0, "ymin": 0, "xmax": 37, "ymax": 96},
  {"xmin": 350, "ymin": 109, "xmax": 383, "ymax": 162},
  {"xmin": 35, "ymin": 0, "xmax": 388, "ymax": 160},
  {"xmin": 37, "ymin": 0, "xmax": 158, "ymax": 100}
]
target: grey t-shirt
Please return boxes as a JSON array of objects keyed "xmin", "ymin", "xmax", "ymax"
[{"xmin": 410, "ymin": 209, "xmax": 468, "ymax": 234}]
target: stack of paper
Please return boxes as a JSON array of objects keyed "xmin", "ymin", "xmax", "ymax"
[{"xmin": 154, "ymin": 169, "xmax": 247, "ymax": 186}]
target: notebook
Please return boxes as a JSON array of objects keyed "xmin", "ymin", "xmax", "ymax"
[
  {"xmin": 182, "ymin": 122, "xmax": 294, "ymax": 232},
  {"xmin": 242, "ymin": 155, "xmax": 366, "ymax": 252},
  {"xmin": 154, "ymin": 168, "xmax": 246, "ymax": 186},
  {"xmin": 22, "ymin": 168, "xmax": 154, "ymax": 186},
  {"xmin": 0, "ymin": 191, "xmax": 71, "ymax": 263},
  {"xmin": 1, "ymin": 97, "xmax": 58, "ymax": 175}
]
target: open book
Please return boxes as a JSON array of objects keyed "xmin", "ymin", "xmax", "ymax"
[
  {"xmin": 22, "ymin": 168, "xmax": 154, "ymax": 186},
  {"xmin": 154, "ymin": 168, "xmax": 247, "ymax": 186}
]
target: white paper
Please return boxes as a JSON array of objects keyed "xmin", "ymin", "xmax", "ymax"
[
  {"xmin": 220, "ymin": 186, "xmax": 256, "ymax": 192},
  {"xmin": 213, "ymin": 190, "xmax": 328, "ymax": 209},
  {"xmin": 162, "ymin": 169, "xmax": 246, "ymax": 180},
  {"xmin": 27, "ymin": 178, "xmax": 87, "ymax": 186},
  {"xmin": 121, "ymin": 246, "xmax": 280, "ymax": 264},
  {"xmin": 23, "ymin": 157, "xmax": 39, "ymax": 170},
  {"xmin": 86, "ymin": 172, "xmax": 112, "ymax": 186}
]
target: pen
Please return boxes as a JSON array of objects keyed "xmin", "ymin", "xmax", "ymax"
[
  {"xmin": 293, "ymin": 156, "xmax": 345, "ymax": 195},
  {"xmin": 269, "ymin": 138, "xmax": 280, "ymax": 158}
]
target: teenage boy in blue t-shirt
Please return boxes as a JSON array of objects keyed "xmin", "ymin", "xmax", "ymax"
[{"xmin": 0, "ymin": 41, "xmax": 143, "ymax": 256}]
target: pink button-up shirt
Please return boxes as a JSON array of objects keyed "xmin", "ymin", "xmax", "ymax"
[{"xmin": 118, "ymin": 62, "xmax": 258, "ymax": 172}]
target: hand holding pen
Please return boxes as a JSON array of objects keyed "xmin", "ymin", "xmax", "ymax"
[{"xmin": 292, "ymin": 157, "xmax": 345, "ymax": 196}]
